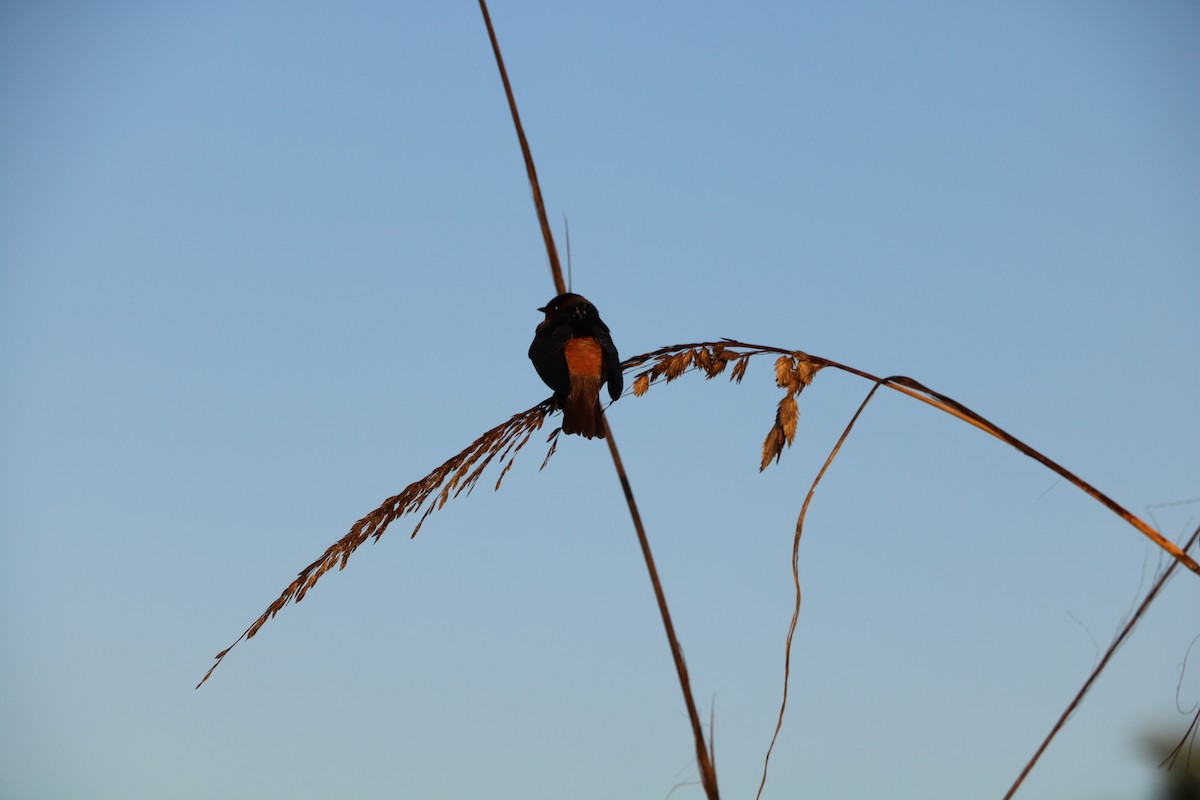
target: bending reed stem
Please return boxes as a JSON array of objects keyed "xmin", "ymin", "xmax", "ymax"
[{"xmin": 606, "ymin": 421, "xmax": 720, "ymax": 799}]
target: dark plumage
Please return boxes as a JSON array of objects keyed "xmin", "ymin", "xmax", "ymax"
[{"xmin": 528, "ymin": 293, "xmax": 622, "ymax": 439}]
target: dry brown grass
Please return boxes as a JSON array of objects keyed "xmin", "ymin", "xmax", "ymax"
[
  {"xmin": 197, "ymin": 6, "xmax": 1198, "ymax": 797},
  {"xmin": 619, "ymin": 339, "xmax": 1200, "ymax": 794},
  {"xmin": 1003, "ymin": 522, "xmax": 1200, "ymax": 798},
  {"xmin": 196, "ymin": 332, "xmax": 1197, "ymax": 797},
  {"xmin": 478, "ymin": 1, "xmax": 719, "ymax": 793},
  {"xmin": 624, "ymin": 339, "xmax": 1199, "ymax": 576},
  {"xmin": 196, "ymin": 398, "xmax": 555, "ymax": 689},
  {"xmin": 627, "ymin": 342, "xmax": 822, "ymax": 471}
]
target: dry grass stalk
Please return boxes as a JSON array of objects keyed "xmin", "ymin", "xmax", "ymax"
[
  {"xmin": 604, "ymin": 422, "xmax": 721, "ymax": 799},
  {"xmin": 755, "ymin": 382, "xmax": 882, "ymax": 799},
  {"xmin": 203, "ymin": 13, "xmax": 1194, "ymax": 793},
  {"xmin": 1003, "ymin": 523, "xmax": 1200, "ymax": 799},
  {"xmin": 1163, "ymin": 705, "xmax": 1200, "ymax": 771},
  {"xmin": 197, "ymin": 332, "xmax": 1192, "ymax": 800},
  {"xmin": 481, "ymin": 5, "xmax": 723, "ymax": 796},
  {"xmin": 625, "ymin": 339, "xmax": 1200, "ymax": 795},
  {"xmin": 194, "ymin": 6, "xmax": 1191, "ymax": 796},
  {"xmin": 623, "ymin": 339, "xmax": 1199, "ymax": 577},
  {"xmin": 477, "ymin": 0, "xmax": 564, "ymax": 296},
  {"xmin": 195, "ymin": 398, "xmax": 555, "ymax": 689},
  {"xmin": 477, "ymin": 5, "xmax": 720, "ymax": 794}
]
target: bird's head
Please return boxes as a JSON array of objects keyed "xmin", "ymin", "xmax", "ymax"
[{"xmin": 537, "ymin": 292, "xmax": 590, "ymax": 319}]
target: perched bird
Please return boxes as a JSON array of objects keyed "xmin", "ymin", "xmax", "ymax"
[{"xmin": 529, "ymin": 293, "xmax": 622, "ymax": 439}]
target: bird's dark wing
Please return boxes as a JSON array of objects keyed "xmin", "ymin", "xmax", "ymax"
[
  {"xmin": 592, "ymin": 321, "xmax": 623, "ymax": 400},
  {"xmin": 528, "ymin": 321, "xmax": 573, "ymax": 399}
]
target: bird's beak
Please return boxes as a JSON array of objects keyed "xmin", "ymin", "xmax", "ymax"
[{"xmin": 537, "ymin": 306, "xmax": 548, "ymax": 313}]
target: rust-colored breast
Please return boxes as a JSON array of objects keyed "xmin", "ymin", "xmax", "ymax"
[{"xmin": 563, "ymin": 337, "xmax": 604, "ymax": 379}]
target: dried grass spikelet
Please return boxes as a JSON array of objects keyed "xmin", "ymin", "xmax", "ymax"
[
  {"xmin": 619, "ymin": 341, "xmax": 822, "ymax": 471},
  {"xmin": 759, "ymin": 352, "xmax": 823, "ymax": 470},
  {"xmin": 624, "ymin": 342, "xmax": 755, "ymax": 395},
  {"xmin": 730, "ymin": 356, "xmax": 750, "ymax": 383},
  {"xmin": 665, "ymin": 349, "xmax": 693, "ymax": 380},
  {"xmin": 197, "ymin": 397, "xmax": 556, "ymax": 688}
]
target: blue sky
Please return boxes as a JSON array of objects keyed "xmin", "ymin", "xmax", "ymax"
[{"xmin": 2, "ymin": 2, "xmax": 1198, "ymax": 798}]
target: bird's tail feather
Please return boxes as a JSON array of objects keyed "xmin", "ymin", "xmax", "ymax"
[{"xmin": 562, "ymin": 377, "xmax": 605, "ymax": 439}]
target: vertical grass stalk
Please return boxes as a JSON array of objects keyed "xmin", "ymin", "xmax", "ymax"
[{"xmin": 478, "ymin": 2, "xmax": 719, "ymax": 795}]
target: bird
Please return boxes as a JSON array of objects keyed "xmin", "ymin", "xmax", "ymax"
[{"xmin": 528, "ymin": 293, "xmax": 622, "ymax": 439}]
